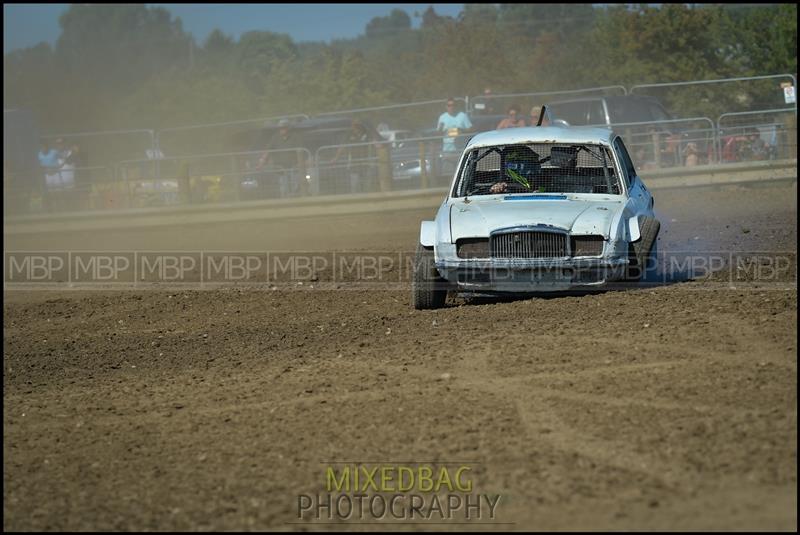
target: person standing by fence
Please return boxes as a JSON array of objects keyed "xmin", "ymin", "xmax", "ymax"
[
  {"xmin": 256, "ymin": 119, "xmax": 305, "ymax": 198},
  {"xmin": 38, "ymin": 139, "xmax": 65, "ymax": 211},
  {"xmin": 496, "ymin": 105, "xmax": 526, "ymax": 129},
  {"xmin": 331, "ymin": 119, "xmax": 380, "ymax": 193},
  {"xmin": 529, "ymin": 105, "xmax": 550, "ymax": 126},
  {"xmin": 436, "ymin": 98, "xmax": 472, "ymax": 175}
]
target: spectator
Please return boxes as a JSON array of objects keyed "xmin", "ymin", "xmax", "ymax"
[
  {"xmin": 437, "ymin": 98, "xmax": 473, "ymax": 176},
  {"xmin": 57, "ymin": 139, "xmax": 75, "ymax": 188},
  {"xmin": 37, "ymin": 139, "xmax": 60, "ymax": 183},
  {"xmin": 747, "ymin": 128, "xmax": 768, "ymax": 160},
  {"xmin": 496, "ymin": 105, "xmax": 526, "ymax": 129},
  {"xmin": 684, "ymin": 142, "xmax": 701, "ymax": 167},
  {"xmin": 529, "ymin": 106, "xmax": 549, "ymax": 126},
  {"xmin": 332, "ymin": 119, "xmax": 380, "ymax": 193},
  {"xmin": 660, "ymin": 132, "xmax": 683, "ymax": 167},
  {"xmin": 473, "ymin": 87, "xmax": 496, "ymax": 115},
  {"xmin": 257, "ymin": 119, "xmax": 305, "ymax": 198},
  {"xmin": 66, "ymin": 143, "xmax": 90, "ymax": 208},
  {"xmin": 38, "ymin": 139, "xmax": 65, "ymax": 211},
  {"xmin": 437, "ymin": 98, "xmax": 472, "ymax": 154}
]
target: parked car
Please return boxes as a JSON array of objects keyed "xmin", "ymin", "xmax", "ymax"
[
  {"xmin": 412, "ymin": 125, "xmax": 660, "ymax": 309},
  {"xmin": 545, "ymin": 95, "xmax": 709, "ymax": 168},
  {"xmin": 545, "ymin": 95, "xmax": 673, "ymax": 127},
  {"xmin": 233, "ymin": 116, "xmax": 387, "ymax": 196},
  {"xmin": 377, "ymin": 128, "xmax": 414, "ymax": 149}
]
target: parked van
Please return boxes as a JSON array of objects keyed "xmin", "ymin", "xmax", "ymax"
[{"xmin": 546, "ymin": 95, "xmax": 710, "ymax": 169}]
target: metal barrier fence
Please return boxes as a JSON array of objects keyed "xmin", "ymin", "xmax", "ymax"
[
  {"xmin": 41, "ymin": 129, "xmax": 156, "ymax": 169},
  {"xmin": 595, "ymin": 117, "xmax": 718, "ymax": 170},
  {"xmin": 117, "ymin": 147, "xmax": 314, "ymax": 207},
  {"xmin": 13, "ymin": 71, "xmax": 798, "ymax": 216},
  {"xmin": 469, "ymin": 85, "xmax": 628, "ymax": 117},
  {"xmin": 716, "ymin": 108, "xmax": 797, "ymax": 164},
  {"xmin": 630, "ymin": 74, "xmax": 797, "ymax": 121},
  {"xmin": 155, "ymin": 113, "xmax": 310, "ymax": 159},
  {"xmin": 26, "ymin": 74, "xmax": 796, "ymax": 176},
  {"xmin": 5, "ymin": 165, "xmax": 119, "ymax": 214},
  {"xmin": 316, "ymin": 97, "xmax": 470, "ymax": 135},
  {"xmin": 6, "ymin": 110, "xmax": 797, "ymax": 218},
  {"xmin": 314, "ymin": 132, "xmax": 475, "ymax": 195}
]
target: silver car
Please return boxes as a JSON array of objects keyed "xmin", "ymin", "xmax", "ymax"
[{"xmin": 412, "ymin": 126, "xmax": 660, "ymax": 309}]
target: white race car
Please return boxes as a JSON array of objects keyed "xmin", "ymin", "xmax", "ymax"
[{"xmin": 412, "ymin": 126, "xmax": 660, "ymax": 309}]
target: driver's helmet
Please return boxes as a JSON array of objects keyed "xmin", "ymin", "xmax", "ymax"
[{"xmin": 502, "ymin": 145, "xmax": 540, "ymax": 179}]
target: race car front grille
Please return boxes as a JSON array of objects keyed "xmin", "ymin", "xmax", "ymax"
[
  {"xmin": 571, "ymin": 235, "xmax": 605, "ymax": 257},
  {"xmin": 490, "ymin": 231, "xmax": 568, "ymax": 259}
]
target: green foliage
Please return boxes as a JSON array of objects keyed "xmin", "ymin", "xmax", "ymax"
[
  {"xmin": 236, "ymin": 31, "xmax": 297, "ymax": 79},
  {"xmin": 365, "ymin": 9, "xmax": 411, "ymax": 39},
  {"xmin": 56, "ymin": 4, "xmax": 190, "ymax": 91},
  {"xmin": 3, "ymin": 3, "xmax": 797, "ymax": 136}
]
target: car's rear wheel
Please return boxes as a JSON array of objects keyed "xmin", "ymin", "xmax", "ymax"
[{"xmin": 412, "ymin": 243, "xmax": 448, "ymax": 309}]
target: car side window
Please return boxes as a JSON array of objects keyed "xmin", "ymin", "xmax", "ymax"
[
  {"xmin": 549, "ymin": 102, "xmax": 590, "ymax": 126},
  {"xmin": 614, "ymin": 138, "xmax": 637, "ymax": 189}
]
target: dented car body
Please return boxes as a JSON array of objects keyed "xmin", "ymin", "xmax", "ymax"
[{"xmin": 412, "ymin": 126, "xmax": 660, "ymax": 309}]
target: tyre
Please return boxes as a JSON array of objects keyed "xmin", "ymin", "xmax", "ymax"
[
  {"xmin": 412, "ymin": 243, "xmax": 448, "ymax": 309},
  {"xmin": 626, "ymin": 217, "xmax": 661, "ymax": 282}
]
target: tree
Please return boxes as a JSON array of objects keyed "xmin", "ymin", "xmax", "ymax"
[
  {"xmin": 236, "ymin": 30, "xmax": 298, "ymax": 90},
  {"xmin": 721, "ymin": 4, "xmax": 797, "ymax": 76},
  {"xmin": 365, "ymin": 9, "xmax": 411, "ymax": 39},
  {"xmin": 204, "ymin": 29, "xmax": 234, "ymax": 55},
  {"xmin": 420, "ymin": 6, "xmax": 453, "ymax": 30},
  {"xmin": 3, "ymin": 3, "xmax": 796, "ymax": 135},
  {"xmin": 460, "ymin": 4, "xmax": 498, "ymax": 26},
  {"xmin": 56, "ymin": 4, "xmax": 190, "ymax": 88},
  {"xmin": 497, "ymin": 4, "xmax": 596, "ymax": 41}
]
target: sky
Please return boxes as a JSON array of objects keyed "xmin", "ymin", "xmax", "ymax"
[{"xmin": 3, "ymin": 3, "xmax": 466, "ymax": 53}]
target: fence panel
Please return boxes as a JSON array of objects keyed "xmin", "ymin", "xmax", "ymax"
[
  {"xmin": 41, "ymin": 129, "xmax": 156, "ymax": 170},
  {"xmin": 4, "ymin": 166, "xmax": 120, "ymax": 215},
  {"xmin": 630, "ymin": 74, "xmax": 797, "ymax": 122},
  {"xmin": 117, "ymin": 147, "xmax": 314, "ymax": 207},
  {"xmin": 469, "ymin": 86, "xmax": 628, "ymax": 120},
  {"xmin": 314, "ymin": 132, "xmax": 474, "ymax": 195},
  {"xmin": 596, "ymin": 117, "xmax": 717, "ymax": 170},
  {"xmin": 717, "ymin": 108, "xmax": 797, "ymax": 164},
  {"xmin": 316, "ymin": 98, "xmax": 469, "ymax": 137},
  {"xmin": 156, "ymin": 114, "xmax": 309, "ymax": 159}
]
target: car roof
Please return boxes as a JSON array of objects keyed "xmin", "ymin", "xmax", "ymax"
[
  {"xmin": 547, "ymin": 94, "xmax": 663, "ymax": 105},
  {"xmin": 465, "ymin": 126, "xmax": 615, "ymax": 150}
]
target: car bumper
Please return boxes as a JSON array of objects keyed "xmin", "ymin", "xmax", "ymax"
[{"xmin": 436, "ymin": 257, "xmax": 628, "ymax": 292}]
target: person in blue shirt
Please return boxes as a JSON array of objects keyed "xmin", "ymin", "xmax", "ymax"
[
  {"xmin": 37, "ymin": 140, "xmax": 60, "ymax": 170},
  {"xmin": 436, "ymin": 98, "xmax": 473, "ymax": 154},
  {"xmin": 436, "ymin": 98, "xmax": 473, "ymax": 176}
]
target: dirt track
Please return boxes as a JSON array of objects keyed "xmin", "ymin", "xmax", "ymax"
[{"xmin": 4, "ymin": 181, "xmax": 798, "ymax": 530}]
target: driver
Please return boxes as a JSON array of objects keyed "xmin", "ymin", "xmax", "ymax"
[{"xmin": 489, "ymin": 145, "xmax": 542, "ymax": 194}]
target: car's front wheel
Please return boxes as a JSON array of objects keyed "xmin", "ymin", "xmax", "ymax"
[
  {"xmin": 626, "ymin": 217, "xmax": 661, "ymax": 282},
  {"xmin": 412, "ymin": 243, "xmax": 448, "ymax": 309}
]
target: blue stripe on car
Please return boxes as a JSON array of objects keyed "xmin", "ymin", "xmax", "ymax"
[{"xmin": 503, "ymin": 195, "xmax": 568, "ymax": 201}]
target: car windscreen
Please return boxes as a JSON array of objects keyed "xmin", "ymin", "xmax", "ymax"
[
  {"xmin": 606, "ymin": 98, "xmax": 664, "ymax": 124},
  {"xmin": 453, "ymin": 143, "xmax": 622, "ymax": 196},
  {"xmin": 547, "ymin": 101, "xmax": 593, "ymax": 126}
]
